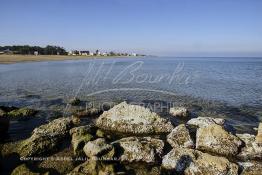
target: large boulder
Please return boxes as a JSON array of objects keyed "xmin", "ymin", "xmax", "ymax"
[
  {"xmin": 256, "ymin": 123, "xmax": 262, "ymax": 145},
  {"xmin": 162, "ymin": 148, "xmax": 238, "ymax": 175},
  {"xmin": 169, "ymin": 107, "xmax": 189, "ymax": 118},
  {"xmin": 237, "ymin": 133, "xmax": 262, "ymax": 160},
  {"xmin": 112, "ymin": 137, "xmax": 164, "ymax": 164},
  {"xmin": 167, "ymin": 124, "xmax": 194, "ymax": 148},
  {"xmin": 17, "ymin": 117, "xmax": 77, "ymax": 157},
  {"xmin": 11, "ymin": 164, "xmax": 49, "ymax": 175},
  {"xmin": 187, "ymin": 117, "xmax": 225, "ymax": 128},
  {"xmin": 238, "ymin": 161, "xmax": 262, "ymax": 175},
  {"xmin": 96, "ymin": 102, "xmax": 173, "ymax": 135},
  {"xmin": 70, "ymin": 125, "xmax": 94, "ymax": 155},
  {"xmin": 196, "ymin": 124, "xmax": 242, "ymax": 156}
]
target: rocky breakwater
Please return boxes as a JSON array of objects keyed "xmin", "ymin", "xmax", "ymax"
[{"xmin": 2, "ymin": 102, "xmax": 262, "ymax": 175}]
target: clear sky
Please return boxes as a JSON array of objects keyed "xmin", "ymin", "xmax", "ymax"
[{"xmin": 0, "ymin": 0, "xmax": 262, "ymax": 56}]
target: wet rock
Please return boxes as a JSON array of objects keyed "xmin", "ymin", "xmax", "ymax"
[
  {"xmin": 237, "ymin": 133, "xmax": 262, "ymax": 160},
  {"xmin": 187, "ymin": 117, "xmax": 225, "ymax": 128},
  {"xmin": 196, "ymin": 124, "xmax": 242, "ymax": 156},
  {"xmin": 69, "ymin": 97, "xmax": 81, "ymax": 106},
  {"xmin": 83, "ymin": 138, "xmax": 114, "ymax": 158},
  {"xmin": 255, "ymin": 123, "xmax": 262, "ymax": 145},
  {"xmin": 238, "ymin": 161, "xmax": 262, "ymax": 175},
  {"xmin": 96, "ymin": 102, "xmax": 174, "ymax": 135},
  {"xmin": 67, "ymin": 160, "xmax": 116, "ymax": 175},
  {"xmin": 11, "ymin": 164, "xmax": 49, "ymax": 175},
  {"xmin": 169, "ymin": 107, "xmax": 189, "ymax": 118},
  {"xmin": 112, "ymin": 137, "xmax": 164, "ymax": 164},
  {"xmin": 7, "ymin": 107, "xmax": 37, "ymax": 118},
  {"xmin": 70, "ymin": 125, "xmax": 94, "ymax": 155},
  {"xmin": 162, "ymin": 148, "xmax": 238, "ymax": 175},
  {"xmin": 75, "ymin": 108, "xmax": 102, "ymax": 118},
  {"xmin": 167, "ymin": 124, "xmax": 194, "ymax": 148},
  {"xmin": 17, "ymin": 117, "xmax": 76, "ymax": 157}
]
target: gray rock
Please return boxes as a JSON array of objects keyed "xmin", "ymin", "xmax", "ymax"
[
  {"xmin": 112, "ymin": 137, "xmax": 164, "ymax": 164},
  {"xmin": 237, "ymin": 133, "xmax": 262, "ymax": 160},
  {"xmin": 162, "ymin": 148, "xmax": 195, "ymax": 172},
  {"xmin": 196, "ymin": 124, "xmax": 242, "ymax": 156},
  {"xmin": 167, "ymin": 124, "xmax": 194, "ymax": 148},
  {"xmin": 96, "ymin": 102, "xmax": 173, "ymax": 135},
  {"xmin": 17, "ymin": 117, "xmax": 76, "ymax": 157},
  {"xmin": 238, "ymin": 161, "xmax": 262, "ymax": 175},
  {"xmin": 169, "ymin": 107, "xmax": 189, "ymax": 118},
  {"xmin": 162, "ymin": 148, "xmax": 238, "ymax": 175},
  {"xmin": 70, "ymin": 125, "xmax": 94, "ymax": 155},
  {"xmin": 187, "ymin": 117, "xmax": 225, "ymax": 128},
  {"xmin": 83, "ymin": 138, "xmax": 113, "ymax": 158}
]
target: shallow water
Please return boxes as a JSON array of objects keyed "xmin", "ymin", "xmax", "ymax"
[{"xmin": 0, "ymin": 56, "xmax": 262, "ymax": 140}]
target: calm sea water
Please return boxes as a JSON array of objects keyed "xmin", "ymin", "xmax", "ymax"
[{"xmin": 0, "ymin": 56, "xmax": 262, "ymax": 140}]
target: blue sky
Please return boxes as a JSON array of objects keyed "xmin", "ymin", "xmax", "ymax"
[{"xmin": 0, "ymin": 0, "xmax": 262, "ymax": 56}]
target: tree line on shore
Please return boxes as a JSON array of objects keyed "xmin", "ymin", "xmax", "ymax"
[
  {"xmin": 0, "ymin": 45, "xmax": 67, "ymax": 55},
  {"xmin": 0, "ymin": 45, "xmax": 145, "ymax": 56}
]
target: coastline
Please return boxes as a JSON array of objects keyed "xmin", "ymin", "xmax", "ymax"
[{"xmin": 0, "ymin": 54, "xmax": 144, "ymax": 64}]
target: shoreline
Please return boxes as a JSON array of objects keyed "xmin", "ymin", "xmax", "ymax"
[{"xmin": 0, "ymin": 54, "xmax": 144, "ymax": 64}]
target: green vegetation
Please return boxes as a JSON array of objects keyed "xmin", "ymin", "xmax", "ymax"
[{"xmin": 0, "ymin": 45, "xmax": 67, "ymax": 55}]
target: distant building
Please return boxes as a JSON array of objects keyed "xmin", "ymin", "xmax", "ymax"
[
  {"xmin": 95, "ymin": 50, "xmax": 100, "ymax": 56},
  {"xmin": 132, "ymin": 53, "xmax": 137, "ymax": 56},
  {"xmin": 79, "ymin": 51, "xmax": 90, "ymax": 56},
  {"xmin": 89, "ymin": 52, "xmax": 94, "ymax": 56},
  {"xmin": 34, "ymin": 51, "xmax": 39, "ymax": 56},
  {"xmin": 101, "ymin": 52, "xmax": 107, "ymax": 56},
  {"xmin": 68, "ymin": 50, "xmax": 80, "ymax": 56}
]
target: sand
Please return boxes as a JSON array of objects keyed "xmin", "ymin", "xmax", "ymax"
[{"xmin": 0, "ymin": 54, "xmax": 136, "ymax": 64}]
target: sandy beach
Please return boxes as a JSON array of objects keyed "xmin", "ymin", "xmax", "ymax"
[{"xmin": 0, "ymin": 55, "xmax": 137, "ymax": 64}]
